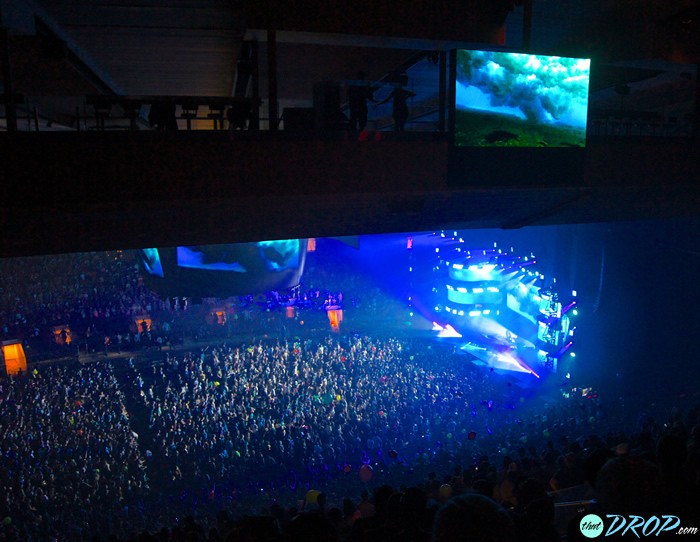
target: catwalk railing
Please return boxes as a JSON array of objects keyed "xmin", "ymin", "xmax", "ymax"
[
  {"xmin": 1, "ymin": 95, "xmax": 441, "ymax": 133},
  {"xmin": 2, "ymin": 94, "xmax": 696, "ymax": 139},
  {"xmin": 588, "ymin": 109, "xmax": 696, "ymax": 138}
]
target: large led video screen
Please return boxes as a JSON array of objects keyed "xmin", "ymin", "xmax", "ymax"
[
  {"xmin": 453, "ymin": 50, "xmax": 591, "ymax": 148},
  {"xmin": 139, "ymin": 239, "xmax": 307, "ymax": 299}
]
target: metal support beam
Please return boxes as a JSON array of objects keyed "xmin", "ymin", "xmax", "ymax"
[
  {"xmin": 267, "ymin": 29, "xmax": 278, "ymax": 130},
  {"xmin": 522, "ymin": 0, "xmax": 533, "ymax": 51},
  {"xmin": 438, "ymin": 50, "xmax": 447, "ymax": 132},
  {"xmin": 0, "ymin": 11, "xmax": 18, "ymax": 132}
]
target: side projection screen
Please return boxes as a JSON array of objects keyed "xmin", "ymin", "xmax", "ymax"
[
  {"xmin": 139, "ymin": 240, "xmax": 307, "ymax": 299},
  {"xmin": 454, "ymin": 50, "xmax": 590, "ymax": 148}
]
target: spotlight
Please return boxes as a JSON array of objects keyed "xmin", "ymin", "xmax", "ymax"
[{"xmin": 438, "ymin": 325, "xmax": 462, "ymax": 338}]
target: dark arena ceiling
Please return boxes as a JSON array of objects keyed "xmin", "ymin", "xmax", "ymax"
[{"xmin": 1, "ymin": 0, "xmax": 699, "ymax": 257}]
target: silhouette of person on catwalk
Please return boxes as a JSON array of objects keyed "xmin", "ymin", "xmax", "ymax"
[
  {"xmin": 376, "ymin": 79, "xmax": 416, "ymax": 132},
  {"xmin": 347, "ymin": 71, "xmax": 377, "ymax": 131}
]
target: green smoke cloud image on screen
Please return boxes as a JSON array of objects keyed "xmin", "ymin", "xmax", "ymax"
[{"xmin": 454, "ymin": 50, "xmax": 590, "ymax": 147}]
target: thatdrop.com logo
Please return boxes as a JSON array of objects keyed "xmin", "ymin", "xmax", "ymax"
[
  {"xmin": 580, "ymin": 514, "xmax": 605, "ymax": 538},
  {"xmin": 579, "ymin": 514, "xmax": 697, "ymax": 538}
]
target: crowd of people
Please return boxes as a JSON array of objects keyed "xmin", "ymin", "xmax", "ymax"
[
  {"xmin": 0, "ymin": 250, "xmax": 699, "ymax": 541},
  {"xmin": 137, "ymin": 336, "xmax": 505, "ymax": 494},
  {"xmin": 0, "ymin": 252, "xmax": 171, "ymax": 359},
  {"xmin": 0, "ymin": 332, "xmax": 698, "ymax": 541},
  {"xmin": 0, "ymin": 248, "xmax": 404, "ymax": 362},
  {"xmin": 0, "ymin": 361, "xmax": 150, "ymax": 540}
]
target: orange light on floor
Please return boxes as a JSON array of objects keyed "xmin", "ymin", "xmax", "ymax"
[
  {"xmin": 134, "ymin": 316, "xmax": 152, "ymax": 333},
  {"xmin": 286, "ymin": 305, "xmax": 295, "ymax": 318},
  {"xmin": 52, "ymin": 325, "xmax": 71, "ymax": 345},
  {"xmin": 326, "ymin": 308, "xmax": 343, "ymax": 332},
  {"xmin": 307, "ymin": 238, "xmax": 316, "ymax": 252},
  {"xmin": 2, "ymin": 341, "xmax": 27, "ymax": 376},
  {"xmin": 205, "ymin": 308, "xmax": 227, "ymax": 325}
]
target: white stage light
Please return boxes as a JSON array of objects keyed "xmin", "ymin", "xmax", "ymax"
[{"xmin": 438, "ymin": 324, "xmax": 462, "ymax": 338}]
